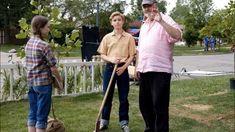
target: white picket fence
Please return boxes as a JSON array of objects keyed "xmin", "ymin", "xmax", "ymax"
[{"xmin": 0, "ymin": 61, "xmax": 104, "ymax": 102}]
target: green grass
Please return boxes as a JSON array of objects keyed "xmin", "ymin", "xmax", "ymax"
[
  {"xmin": 174, "ymin": 44, "xmax": 232, "ymax": 56},
  {"xmin": 0, "ymin": 76, "xmax": 234, "ymax": 132},
  {"xmin": 1, "ymin": 43, "xmax": 232, "ymax": 58},
  {"xmin": 0, "ymin": 43, "xmax": 82, "ymax": 57},
  {"xmin": 56, "ymin": 47, "xmax": 82, "ymax": 58},
  {"xmin": 0, "ymin": 43, "xmax": 23, "ymax": 53}
]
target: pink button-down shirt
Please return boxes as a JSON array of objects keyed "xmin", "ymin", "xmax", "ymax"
[{"xmin": 136, "ymin": 13, "xmax": 182, "ymax": 74}]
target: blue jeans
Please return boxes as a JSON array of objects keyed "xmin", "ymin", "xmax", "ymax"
[
  {"xmin": 101, "ymin": 63, "xmax": 129, "ymax": 124},
  {"xmin": 27, "ymin": 84, "xmax": 52, "ymax": 129}
]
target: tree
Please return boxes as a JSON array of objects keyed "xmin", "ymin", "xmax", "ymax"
[
  {"xmin": 0, "ymin": 0, "xmax": 33, "ymax": 29},
  {"xmin": 199, "ymin": 10, "xmax": 225, "ymax": 40},
  {"xmin": 63, "ymin": 0, "xmax": 127, "ymax": 33},
  {"xmin": 190, "ymin": 0, "xmax": 213, "ymax": 29},
  {"xmin": 157, "ymin": 0, "xmax": 167, "ymax": 14},
  {"xmin": 170, "ymin": 0, "xmax": 214, "ymax": 46},
  {"xmin": 170, "ymin": 0, "xmax": 190, "ymax": 25},
  {"xmin": 128, "ymin": 0, "xmax": 167, "ymax": 22},
  {"xmin": 0, "ymin": 0, "xmax": 33, "ymax": 44},
  {"xmin": 128, "ymin": 0, "xmax": 143, "ymax": 21},
  {"xmin": 223, "ymin": 0, "xmax": 235, "ymax": 87},
  {"xmin": 222, "ymin": 0, "xmax": 235, "ymax": 44},
  {"xmin": 16, "ymin": 0, "xmax": 81, "ymax": 60},
  {"xmin": 199, "ymin": 0, "xmax": 235, "ymax": 45},
  {"xmin": 99, "ymin": 3, "xmax": 128, "ymax": 33}
]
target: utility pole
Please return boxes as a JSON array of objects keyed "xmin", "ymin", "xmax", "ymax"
[{"xmin": 96, "ymin": 0, "xmax": 100, "ymax": 27}]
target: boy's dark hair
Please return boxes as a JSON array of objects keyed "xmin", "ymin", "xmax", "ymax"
[{"xmin": 31, "ymin": 15, "xmax": 49, "ymax": 39}]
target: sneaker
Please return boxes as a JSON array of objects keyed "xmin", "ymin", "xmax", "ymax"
[
  {"xmin": 99, "ymin": 119, "xmax": 109, "ymax": 131},
  {"xmin": 99, "ymin": 124, "xmax": 108, "ymax": 131},
  {"xmin": 122, "ymin": 125, "xmax": 130, "ymax": 132}
]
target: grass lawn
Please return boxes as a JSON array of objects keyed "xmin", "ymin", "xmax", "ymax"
[
  {"xmin": 0, "ymin": 43, "xmax": 23, "ymax": 53},
  {"xmin": 0, "ymin": 43, "xmax": 82, "ymax": 58},
  {"xmin": 0, "ymin": 76, "xmax": 234, "ymax": 132},
  {"xmin": 1, "ymin": 43, "xmax": 232, "ymax": 58},
  {"xmin": 174, "ymin": 44, "xmax": 232, "ymax": 56},
  {"xmin": 56, "ymin": 48, "xmax": 82, "ymax": 58}
]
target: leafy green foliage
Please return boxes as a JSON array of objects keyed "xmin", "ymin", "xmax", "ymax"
[
  {"xmin": 170, "ymin": 1, "xmax": 191, "ymax": 25},
  {"xmin": 129, "ymin": 0, "xmax": 167, "ymax": 21},
  {"xmin": 16, "ymin": 0, "xmax": 81, "ymax": 60},
  {"xmin": 223, "ymin": 0, "xmax": 235, "ymax": 44},
  {"xmin": 12, "ymin": 65, "xmax": 27, "ymax": 99},
  {"xmin": 183, "ymin": 29, "xmax": 199, "ymax": 47},
  {"xmin": 60, "ymin": 64, "xmax": 103, "ymax": 94},
  {"xmin": 157, "ymin": 0, "xmax": 167, "ymax": 14},
  {"xmin": 199, "ymin": 0, "xmax": 235, "ymax": 45},
  {"xmin": 15, "ymin": 18, "xmax": 31, "ymax": 39},
  {"xmin": 94, "ymin": 64, "xmax": 104, "ymax": 88},
  {"xmin": 64, "ymin": 0, "xmax": 127, "ymax": 33},
  {"xmin": 0, "ymin": 64, "xmax": 28, "ymax": 101},
  {"xmin": 0, "ymin": 70, "xmax": 10, "ymax": 101},
  {"xmin": 0, "ymin": 0, "xmax": 33, "ymax": 29},
  {"xmin": 170, "ymin": 0, "xmax": 213, "ymax": 46},
  {"xmin": 190, "ymin": 0, "xmax": 213, "ymax": 29},
  {"xmin": 84, "ymin": 67, "xmax": 92, "ymax": 92},
  {"xmin": 129, "ymin": 0, "xmax": 143, "ymax": 20},
  {"xmin": 199, "ymin": 10, "xmax": 225, "ymax": 39}
]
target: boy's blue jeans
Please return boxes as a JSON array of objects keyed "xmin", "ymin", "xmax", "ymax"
[
  {"xmin": 27, "ymin": 84, "xmax": 52, "ymax": 129},
  {"xmin": 101, "ymin": 63, "xmax": 129, "ymax": 126}
]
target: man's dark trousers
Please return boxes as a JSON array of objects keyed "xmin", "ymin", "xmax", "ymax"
[{"xmin": 139, "ymin": 72, "xmax": 171, "ymax": 132}]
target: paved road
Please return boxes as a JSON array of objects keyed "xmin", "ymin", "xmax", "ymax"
[
  {"xmin": 173, "ymin": 53, "xmax": 233, "ymax": 73},
  {"xmin": 171, "ymin": 53, "xmax": 234, "ymax": 80},
  {"xmin": 0, "ymin": 52, "xmax": 234, "ymax": 86}
]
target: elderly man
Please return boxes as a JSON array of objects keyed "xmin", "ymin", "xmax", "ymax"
[{"xmin": 134, "ymin": 0, "xmax": 182, "ymax": 131}]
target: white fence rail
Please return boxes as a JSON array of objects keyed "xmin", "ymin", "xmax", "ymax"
[{"xmin": 0, "ymin": 61, "xmax": 104, "ymax": 102}]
